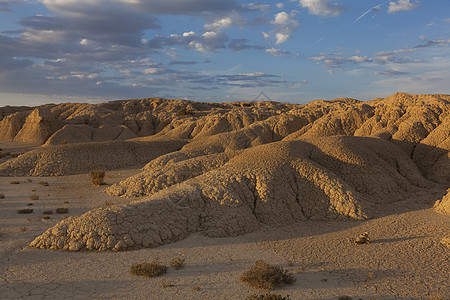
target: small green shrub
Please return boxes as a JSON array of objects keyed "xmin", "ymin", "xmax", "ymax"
[
  {"xmin": 90, "ymin": 170, "xmax": 105, "ymax": 186},
  {"xmin": 169, "ymin": 257, "xmax": 185, "ymax": 270},
  {"xmin": 130, "ymin": 258, "xmax": 167, "ymax": 278},
  {"xmin": 240, "ymin": 260, "xmax": 296, "ymax": 290},
  {"xmin": 247, "ymin": 294, "xmax": 290, "ymax": 300}
]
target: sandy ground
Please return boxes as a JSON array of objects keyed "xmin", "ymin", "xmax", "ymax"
[{"xmin": 0, "ymin": 168, "xmax": 449, "ymax": 300}]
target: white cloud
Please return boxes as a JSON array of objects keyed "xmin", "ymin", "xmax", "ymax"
[
  {"xmin": 299, "ymin": 0, "xmax": 345, "ymax": 17},
  {"xmin": 270, "ymin": 11, "xmax": 300, "ymax": 45},
  {"xmin": 266, "ymin": 48, "xmax": 290, "ymax": 57},
  {"xmin": 204, "ymin": 12, "xmax": 247, "ymax": 32},
  {"xmin": 388, "ymin": 0, "xmax": 421, "ymax": 14}
]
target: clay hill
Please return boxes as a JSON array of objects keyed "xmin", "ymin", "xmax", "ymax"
[{"xmin": 0, "ymin": 92, "xmax": 449, "ymax": 251}]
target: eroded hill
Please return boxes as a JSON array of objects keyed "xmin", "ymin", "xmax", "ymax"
[{"xmin": 0, "ymin": 92, "xmax": 448, "ymax": 251}]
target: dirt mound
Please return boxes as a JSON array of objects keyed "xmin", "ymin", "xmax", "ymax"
[
  {"xmin": 0, "ymin": 140, "xmax": 187, "ymax": 176},
  {"xmin": 30, "ymin": 136, "xmax": 434, "ymax": 251}
]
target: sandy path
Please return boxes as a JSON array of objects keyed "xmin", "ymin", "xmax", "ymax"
[{"xmin": 0, "ymin": 172, "xmax": 448, "ymax": 299}]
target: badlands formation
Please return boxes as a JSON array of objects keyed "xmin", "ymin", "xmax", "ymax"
[
  {"xmin": 0, "ymin": 93, "xmax": 448, "ymax": 251},
  {"xmin": 0, "ymin": 92, "xmax": 449, "ymax": 298}
]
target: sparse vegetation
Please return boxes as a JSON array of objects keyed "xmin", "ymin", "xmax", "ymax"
[
  {"xmin": 30, "ymin": 194, "xmax": 39, "ymax": 200},
  {"xmin": 169, "ymin": 257, "xmax": 185, "ymax": 270},
  {"xmin": 338, "ymin": 296, "xmax": 352, "ymax": 300},
  {"xmin": 192, "ymin": 286, "xmax": 200, "ymax": 291},
  {"xmin": 240, "ymin": 260, "xmax": 296, "ymax": 290},
  {"xmin": 104, "ymin": 200, "xmax": 112, "ymax": 206},
  {"xmin": 17, "ymin": 209, "xmax": 33, "ymax": 214},
  {"xmin": 177, "ymin": 107, "xmax": 194, "ymax": 116},
  {"xmin": 130, "ymin": 258, "xmax": 167, "ymax": 278},
  {"xmin": 43, "ymin": 210, "xmax": 53, "ymax": 215},
  {"xmin": 56, "ymin": 208, "xmax": 69, "ymax": 214},
  {"xmin": 42, "ymin": 216, "xmax": 51, "ymax": 220},
  {"xmin": 39, "ymin": 181, "xmax": 49, "ymax": 186},
  {"xmin": 0, "ymin": 193, "xmax": 4, "ymax": 199},
  {"xmin": 27, "ymin": 178, "xmax": 33, "ymax": 182},
  {"xmin": 20, "ymin": 227, "xmax": 28, "ymax": 232},
  {"xmin": 247, "ymin": 294, "xmax": 290, "ymax": 300},
  {"xmin": 90, "ymin": 170, "xmax": 105, "ymax": 186},
  {"xmin": 10, "ymin": 181, "xmax": 21, "ymax": 184}
]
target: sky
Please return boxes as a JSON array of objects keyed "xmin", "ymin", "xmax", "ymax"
[{"xmin": 0, "ymin": 0, "xmax": 449, "ymax": 106}]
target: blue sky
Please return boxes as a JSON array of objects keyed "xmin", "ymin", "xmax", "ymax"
[{"xmin": 0, "ymin": 0, "xmax": 449, "ymax": 106}]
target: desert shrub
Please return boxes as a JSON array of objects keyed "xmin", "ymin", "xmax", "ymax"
[
  {"xmin": 130, "ymin": 258, "xmax": 167, "ymax": 278},
  {"xmin": 0, "ymin": 193, "xmax": 4, "ymax": 199},
  {"xmin": 177, "ymin": 107, "xmax": 194, "ymax": 116},
  {"xmin": 27, "ymin": 178, "xmax": 33, "ymax": 183},
  {"xmin": 20, "ymin": 227, "xmax": 27, "ymax": 232},
  {"xmin": 90, "ymin": 170, "xmax": 105, "ymax": 186},
  {"xmin": 42, "ymin": 216, "xmax": 51, "ymax": 220},
  {"xmin": 30, "ymin": 194, "xmax": 39, "ymax": 200},
  {"xmin": 43, "ymin": 210, "xmax": 53, "ymax": 215},
  {"xmin": 17, "ymin": 209, "xmax": 33, "ymax": 214},
  {"xmin": 39, "ymin": 181, "xmax": 49, "ymax": 186},
  {"xmin": 247, "ymin": 294, "xmax": 290, "ymax": 300},
  {"xmin": 10, "ymin": 181, "xmax": 21, "ymax": 184},
  {"xmin": 56, "ymin": 208, "xmax": 69, "ymax": 214},
  {"xmin": 240, "ymin": 260, "xmax": 296, "ymax": 290},
  {"xmin": 169, "ymin": 257, "xmax": 185, "ymax": 270},
  {"xmin": 0, "ymin": 151, "xmax": 11, "ymax": 158},
  {"xmin": 338, "ymin": 296, "xmax": 352, "ymax": 300}
]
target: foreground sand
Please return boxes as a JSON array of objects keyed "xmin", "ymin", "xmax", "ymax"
[{"xmin": 1, "ymin": 170, "xmax": 448, "ymax": 299}]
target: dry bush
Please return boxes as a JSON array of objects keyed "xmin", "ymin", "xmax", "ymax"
[
  {"xmin": 42, "ymin": 210, "xmax": 53, "ymax": 215},
  {"xmin": 20, "ymin": 227, "xmax": 27, "ymax": 232},
  {"xmin": 17, "ymin": 209, "xmax": 33, "ymax": 214},
  {"xmin": 338, "ymin": 296, "xmax": 352, "ymax": 300},
  {"xmin": 0, "ymin": 193, "xmax": 4, "ymax": 199},
  {"xmin": 247, "ymin": 294, "xmax": 290, "ymax": 300},
  {"xmin": 90, "ymin": 170, "xmax": 105, "ymax": 186},
  {"xmin": 39, "ymin": 181, "xmax": 49, "ymax": 186},
  {"xmin": 27, "ymin": 178, "xmax": 33, "ymax": 183},
  {"xmin": 169, "ymin": 257, "xmax": 185, "ymax": 270},
  {"xmin": 130, "ymin": 258, "xmax": 167, "ymax": 278},
  {"xmin": 30, "ymin": 194, "xmax": 39, "ymax": 200},
  {"xmin": 10, "ymin": 181, "xmax": 21, "ymax": 184},
  {"xmin": 177, "ymin": 107, "xmax": 194, "ymax": 116},
  {"xmin": 56, "ymin": 208, "xmax": 69, "ymax": 214},
  {"xmin": 42, "ymin": 216, "xmax": 51, "ymax": 220},
  {"xmin": 240, "ymin": 260, "xmax": 296, "ymax": 290}
]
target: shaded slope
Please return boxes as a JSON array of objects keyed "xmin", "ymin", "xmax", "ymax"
[{"xmin": 0, "ymin": 140, "xmax": 187, "ymax": 176}]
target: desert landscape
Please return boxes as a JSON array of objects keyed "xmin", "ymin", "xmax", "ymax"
[{"xmin": 0, "ymin": 92, "xmax": 448, "ymax": 299}]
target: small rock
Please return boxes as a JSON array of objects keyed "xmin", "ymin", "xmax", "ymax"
[{"xmin": 355, "ymin": 232, "xmax": 370, "ymax": 244}]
